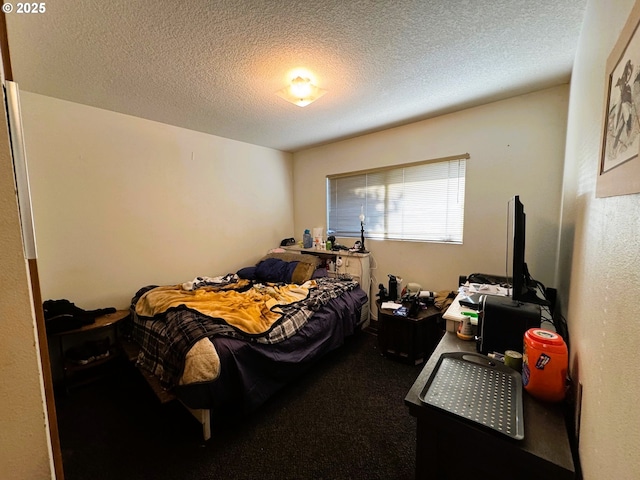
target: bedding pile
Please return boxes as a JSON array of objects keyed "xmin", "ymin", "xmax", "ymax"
[{"xmin": 130, "ymin": 275, "xmax": 361, "ymax": 388}]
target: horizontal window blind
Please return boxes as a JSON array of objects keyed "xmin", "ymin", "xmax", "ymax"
[{"xmin": 327, "ymin": 155, "xmax": 467, "ymax": 243}]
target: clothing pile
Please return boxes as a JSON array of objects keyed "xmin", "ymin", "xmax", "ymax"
[{"xmin": 43, "ymin": 299, "xmax": 116, "ymax": 335}]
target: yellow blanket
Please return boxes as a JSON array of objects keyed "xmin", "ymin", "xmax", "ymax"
[{"xmin": 135, "ymin": 281, "xmax": 314, "ymax": 335}]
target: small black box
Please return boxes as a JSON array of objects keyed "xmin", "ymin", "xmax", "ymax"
[{"xmin": 476, "ymin": 295, "xmax": 540, "ymax": 354}]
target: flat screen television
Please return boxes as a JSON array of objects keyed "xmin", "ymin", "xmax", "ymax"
[{"xmin": 506, "ymin": 195, "xmax": 550, "ymax": 306}]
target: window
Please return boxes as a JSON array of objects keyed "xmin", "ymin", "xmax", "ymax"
[{"xmin": 327, "ymin": 154, "xmax": 468, "ymax": 243}]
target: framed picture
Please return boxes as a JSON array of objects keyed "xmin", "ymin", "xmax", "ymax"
[{"xmin": 597, "ymin": 0, "xmax": 640, "ymax": 197}]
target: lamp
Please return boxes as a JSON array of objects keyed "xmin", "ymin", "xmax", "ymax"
[
  {"xmin": 276, "ymin": 76, "xmax": 327, "ymax": 107},
  {"xmin": 358, "ymin": 205, "xmax": 368, "ymax": 253}
]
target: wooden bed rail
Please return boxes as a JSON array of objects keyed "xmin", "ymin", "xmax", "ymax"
[{"xmin": 122, "ymin": 337, "xmax": 211, "ymax": 440}]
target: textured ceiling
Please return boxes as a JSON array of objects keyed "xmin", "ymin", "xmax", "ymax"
[{"xmin": 5, "ymin": 0, "xmax": 586, "ymax": 152}]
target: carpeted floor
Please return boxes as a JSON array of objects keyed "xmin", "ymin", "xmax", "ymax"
[{"xmin": 55, "ymin": 330, "xmax": 425, "ymax": 480}]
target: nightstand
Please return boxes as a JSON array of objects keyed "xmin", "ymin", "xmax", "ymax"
[
  {"xmin": 376, "ymin": 300, "xmax": 443, "ymax": 364},
  {"xmin": 48, "ymin": 309, "xmax": 130, "ymax": 391}
]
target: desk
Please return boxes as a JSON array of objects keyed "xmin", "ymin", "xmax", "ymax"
[{"xmin": 405, "ymin": 332, "xmax": 575, "ymax": 479}]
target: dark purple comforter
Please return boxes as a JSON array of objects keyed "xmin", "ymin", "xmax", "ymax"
[{"xmin": 175, "ymin": 287, "xmax": 367, "ymax": 414}]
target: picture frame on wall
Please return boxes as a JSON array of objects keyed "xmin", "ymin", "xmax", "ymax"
[{"xmin": 597, "ymin": 0, "xmax": 640, "ymax": 198}]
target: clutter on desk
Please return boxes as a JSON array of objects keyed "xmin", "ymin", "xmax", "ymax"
[
  {"xmin": 312, "ymin": 227, "xmax": 324, "ymax": 249},
  {"xmin": 461, "ymin": 272, "xmax": 510, "ymax": 287},
  {"xmin": 504, "ymin": 350, "xmax": 523, "ymax": 372},
  {"xmin": 303, "ymin": 229, "xmax": 313, "ymax": 248},
  {"xmin": 488, "ymin": 351, "xmax": 506, "ymax": 362},
  {"xmin": 376, "ymin": 283, "xmax": 389, "ymax": 301},
  {"xmin": 279, "ymin": 237, "xmax": 296, "ymax": 247},
  {"xmin": 456, "ymin": 311, "xmax": 477, "ymax": 341},
  {"xmin": 400, "ymin": 282, "xmax": 422, "ymax": 298},
  {"xmin": 433, "ymin": 290, "xmax": 456, "ymax": 311},
  {"xmin": 458, "ymin": 292, "xmax": 482, "ymax": 310},
  {"xmin": 446, "ymin": 281, "xmax": 511, "ymax": 330},
  {"xmin": 464, "ymin": 282, "xmax": 510, "ymax": 296},
  {"xmin": 393, "ymin": 306, "xmax": 409, "ymax": 317},
  {"xmin": 387, "ymin": 274, "xmax": 402, "ymax": 301},
  {"xmin": 380, "ymin": 301, "xmax": 402, "ymax": 310}
]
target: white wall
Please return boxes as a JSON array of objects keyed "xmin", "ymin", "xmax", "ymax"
[
  {"xmin": 20, "ymin": 92, "xmax": 294, "ymax": 309},
  {"xmin": 559, "ymin": 0, "xmax": 640, "ymax": 478},
  {"xmin": 293, "ymin": 86, "xmax": 569, "ymax": 302}
]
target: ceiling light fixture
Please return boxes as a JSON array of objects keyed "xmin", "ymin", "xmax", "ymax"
[{"xmin": 276, "ymin": 76, "xmax": 327, "ymax": 107}]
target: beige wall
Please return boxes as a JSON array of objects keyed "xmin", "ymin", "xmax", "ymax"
[
  {"xmin": 0, "ymin": 98, "xmax": 54, "ymax": 476},
  {"xmin": 20, "ymin": 92, "xmax": 294, "ymax": 309},
  {"xmin": 559, "ymin": 0, "xmax": 640, "ymax": 478},
  {"xmin": 293, "ymin": 86, "xmax": 569, "ymax": 303}
]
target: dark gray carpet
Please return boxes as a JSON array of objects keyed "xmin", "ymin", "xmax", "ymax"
[{"xmin": 55, "ymin": 330, "xmax": 424, "ymax": 480}]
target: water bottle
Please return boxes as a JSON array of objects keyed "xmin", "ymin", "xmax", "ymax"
[
  {"xmin": 303, "ymin": 229, "xmax": 312, "ymax": 249},
  {"xmin": 388, "ymin": 274, "xmax": 398, "ymax": 301}
]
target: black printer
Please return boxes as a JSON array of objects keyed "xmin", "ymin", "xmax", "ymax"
[{"xmin": 476, "ymin": 295, "xmax": 540, "ymax": 355}]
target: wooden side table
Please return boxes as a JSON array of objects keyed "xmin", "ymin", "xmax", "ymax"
[
  {"xmin": 376, "ymin": 299, "xmax": 443, "ymax": 364},
  {"xmin": 48, "ymin": 309, "xmax": 130, "ymax": 391}
]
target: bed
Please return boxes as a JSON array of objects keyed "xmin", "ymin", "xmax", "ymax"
[{"xmin": 127, "ymin": 251, "xmax": 368, "ymax": 440}]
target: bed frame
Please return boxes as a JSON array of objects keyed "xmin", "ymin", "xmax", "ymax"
[
  {"xmin": 120, "ymin": 276, "xmax": 368, "ymax": 441},
  {"xmin": 122, "ymin": 338, "xmax": 213, "ymax": 440}
]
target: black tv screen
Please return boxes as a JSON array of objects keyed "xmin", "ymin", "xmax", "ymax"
[
  {"xmin": 508, "ymin": 195, "xmax": 526, "ymax": 300},
  {"xmin": 506, "ymin": 195, "xmax": 549, "ymax": 306}
]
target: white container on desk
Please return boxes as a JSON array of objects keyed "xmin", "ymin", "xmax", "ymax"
[
  {"xmin": 443, "ymin": 285, "xmax": 509, "ymax": 332},
  {"xmin": 443, "ymin": 293, "xmax": 477, "ymax": 333}
]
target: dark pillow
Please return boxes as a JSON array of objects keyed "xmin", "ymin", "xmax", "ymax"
[
  {"xmin": 311, "ymin": 267, "xmax": 328, "ymax": 279},
  {"xmin": 260, "ymin": 252, "xmax": 321, "ymax": 268},
  {"xmin": 255, "ymin": 258, "xmax": 298, "ymax": 283},
  {"xmin": 236, "ymin": 266, "xmax": 257, "ymax": 280}
]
